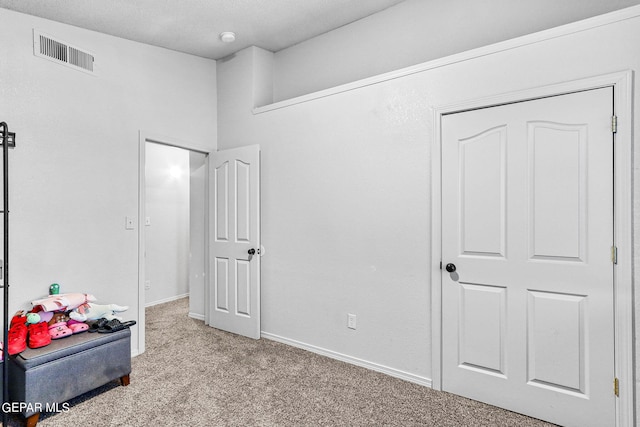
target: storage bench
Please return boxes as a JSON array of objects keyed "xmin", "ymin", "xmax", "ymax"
[{"xmin": 8, "ymin": 328, "xmax": 131, "ymax": 427}]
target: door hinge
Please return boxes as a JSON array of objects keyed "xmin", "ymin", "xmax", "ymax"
[
  {"xmin": 614, "ymin": 377, "xmax": 619, "ymax": 397},
  {"xmin": 612, "ymin": 115, "xmax": 618, "ymax": 133},
  {"xmin": 611, "ymin": 246, "xmax": 618, "ymax": 264}
]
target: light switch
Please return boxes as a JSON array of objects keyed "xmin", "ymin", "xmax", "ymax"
[{"xmin": 347, "ymin": 313, "xmax": 357, "ymax": 330}]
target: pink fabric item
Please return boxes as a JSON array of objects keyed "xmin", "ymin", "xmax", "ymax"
[
  {"xmin": 32, "ymin": 293, "xmax": 96, "ymax": 312},
  {"xmin": 34, "ymin": 311, "xmax": 53, "ymax": 323}
]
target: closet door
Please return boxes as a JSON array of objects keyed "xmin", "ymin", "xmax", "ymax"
[{"xmin": 441, "ymin": 88, "xmax": 615, "ymax": 427}]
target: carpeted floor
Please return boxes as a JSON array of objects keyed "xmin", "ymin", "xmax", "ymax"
[{"xmin": 10, "ymin": 298, "xmax": 556, "ymax": 426}]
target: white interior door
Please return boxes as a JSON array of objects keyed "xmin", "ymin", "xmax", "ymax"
[
  {"xmin": 209, "ymin": 145, "xmax": 261, "ymax": 339},
  {"xmin": 441, "ymin": 88, "xmax": 614, "ymax": 427}
]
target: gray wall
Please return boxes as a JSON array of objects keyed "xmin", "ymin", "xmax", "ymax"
[
  {"xmin": 217, "ymin": 6, "xmax": 640, "ymax": 421},
  {"xmin": 0, "ymin": 8, "xmax": 217, "ymax": 354},
  {"xmin": 144, "ymin": 142, "xmax": 190, "ymax": 305}
]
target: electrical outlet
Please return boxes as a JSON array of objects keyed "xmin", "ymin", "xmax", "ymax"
[
  {"xmin": 347, "ymin": 313, "xmax": 357, "ymax": 330},
  {"xmin": 125, "ymin": 216, "xmax": 135, "ymax": 230},
  {"xmin": 145, "ymin": 280, "xmax": 151, "ymax": 290}
]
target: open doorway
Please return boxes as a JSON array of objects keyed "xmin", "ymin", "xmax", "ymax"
[
  {"xmin": 144, "ymin": 142, "xmax": 206, "ymax": 316},
  {"xmin": 138, "ymin": 134, "xmax": 208, "ymax": 354}
]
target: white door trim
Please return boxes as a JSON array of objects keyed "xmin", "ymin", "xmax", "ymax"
[
  {"xmin": 431, "ymin": 70, "xmax": 634, "ymax": 426},
  {"xmin": 137, "ymin": 131, "xmax": 211, "ymax": 355}
]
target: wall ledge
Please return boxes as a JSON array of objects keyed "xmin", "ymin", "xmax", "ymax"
[{"xmin": 253, "ymin": 4, "xmax": 640, "ymax": 114}]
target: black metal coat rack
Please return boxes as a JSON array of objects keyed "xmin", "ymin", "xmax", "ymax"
[{"xmin": 1, "ymin": 121, "xmax": 15, "ymax": 427}]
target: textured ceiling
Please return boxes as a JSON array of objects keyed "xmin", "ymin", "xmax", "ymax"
[{"xmin": 0, "ymin": 0, "xmax": 407, "ymax": 59}]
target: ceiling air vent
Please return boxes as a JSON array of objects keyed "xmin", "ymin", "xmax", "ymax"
[{"xmin": 33, "ymin": 29, "xmax": 97, "ymax": 75}]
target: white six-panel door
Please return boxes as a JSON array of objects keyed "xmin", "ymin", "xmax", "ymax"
[
  {"xmin": 209, "ymin": 145, "xmax": 261, "ymax": 339},
  {"xmin": 441, "ymin": 88, "xmax": 614, "ymax": 427}
]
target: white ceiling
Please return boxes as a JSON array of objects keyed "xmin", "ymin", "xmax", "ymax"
[{"xmin": 0, "ymin": 0, "xmax": 407, "ymax": 59}]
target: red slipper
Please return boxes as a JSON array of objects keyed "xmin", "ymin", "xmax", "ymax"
[
  {"xmin": 8, "ymin": 314, "xmax": 28, "ymax": 355},
  {"xmin": 28, "ymin": 322, "xmax": 52, "ymax": 349}
]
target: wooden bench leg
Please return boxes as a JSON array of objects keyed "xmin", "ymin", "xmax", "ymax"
[
  {"xmin": 120, "ymin": 374, "xmax": 130, "ymax": 386},
  {"xmin": 25, "ymin": 412, "xmax": 40, "ymax": 427}
]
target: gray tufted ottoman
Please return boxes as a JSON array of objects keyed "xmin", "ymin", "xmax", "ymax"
[{"xmin": 8, "ymin": 328, "xmax": 131, "ymax": 427}]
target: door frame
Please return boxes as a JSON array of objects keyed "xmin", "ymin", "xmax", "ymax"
[
  {"xmin": 431, "ymin": 71, "xmax": 634, "ymax": 426},
  {"xmin": 137, "ymin": 131, "xmax": 211, "ymax": 355}
]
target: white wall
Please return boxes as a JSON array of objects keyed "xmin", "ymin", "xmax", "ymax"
[
  {"xmin": 217, "ymin": 5, "xmax": 640, "ymax": 414},
  {"xmin": 189, "ymin": 152, "xmax": 207, "ymax": 319},
  {"xmin": 144, "ymin": 142, "xmax": 190, "ymax": 305},
  {"xmin": 273, "ymin": 0, "xmax": 640, "ymax": 101},
  {"xmin": 0, "ymin": 8, "xmax": 217, "ymax": 354}
]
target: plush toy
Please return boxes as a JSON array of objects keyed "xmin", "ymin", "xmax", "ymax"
[
  {"xmin": 69, "ymin": 303, "xmax": 129, "ymax": 322},
  {"xmin": 26, "ymin": 312, "xmax": 40, "ymax": 325}
]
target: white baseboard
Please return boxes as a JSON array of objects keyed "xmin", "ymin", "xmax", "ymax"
[
  {"xmin": 145, "ymin": 293, "xmax": 189, "ymax": 308},
  {"xmin": 188, "ymin": 312, "xmax": 205, "ymax": 321},
  {"xmin": 261, "ymin": 332, "xmax": 432, "ymax": 388}
]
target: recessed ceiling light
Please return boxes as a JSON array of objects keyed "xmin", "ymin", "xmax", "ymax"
[{"xmin": 220, "ymin": 32, "xmax": 236, "ymax": 43}]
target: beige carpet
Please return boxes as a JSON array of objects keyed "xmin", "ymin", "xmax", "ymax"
[{"xmin": 12, "ymin": 298, "xmax": 555, "ymax": 426}]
